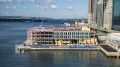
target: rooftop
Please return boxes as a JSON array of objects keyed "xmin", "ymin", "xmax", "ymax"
[
  {"xmin": 108, "ymin": 33, "xmax": 120, "ymax": 40},
  {"xmin": 28, "ymin": 26, "xmax": 92, "ymax": 32}
]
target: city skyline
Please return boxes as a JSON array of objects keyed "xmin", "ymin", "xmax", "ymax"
[
  {"xmin": 88, "ymin": 0, "xmax": 120, "ymax": 31},
  {"xmin": 0, "ymin": 0, "xmax": 88, "ymax": 19}
]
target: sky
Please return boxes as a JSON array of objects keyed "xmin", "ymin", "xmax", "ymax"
[{"xmin": 0, "ymin": 0, "xmax": 88, "ymax": 19}]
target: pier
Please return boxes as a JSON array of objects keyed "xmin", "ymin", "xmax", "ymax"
[
  {"xmin": 16, "ymin": 41, "xmax": 119, "ymax": 58},
  {"xmin": 18, "ymin": 47, "xmax": 100, "ymax": 51},
  {"xmin": 100, "ymin": 45, "xmax": 119, "ymax": 57},
  {"xmin": 17, "ymin": 45, "xmax": 100, "ymax": 51},
  {"xmin": 16, "ymin": 45, "xmax": 120, "ymax": 58}
]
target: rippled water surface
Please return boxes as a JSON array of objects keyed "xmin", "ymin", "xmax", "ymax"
[{"xmin": 0, "ymin": 21, "xmax": 120, "ymax": 67}]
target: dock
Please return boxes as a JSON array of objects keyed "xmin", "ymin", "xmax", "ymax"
[
  {"xmin": 17, "ymin": 45, "xmax": 100, "ymax": 51},
  {"xmin": 100, "ymin": 45, "xmax": 120, "ymax": 57},
  {"xmin": 19, "ymin": 48, "xmax": 100, "ymax": 51},
  {"xmin": 16, "ymin": 45, "xmax": 120, "ymax": 58}
]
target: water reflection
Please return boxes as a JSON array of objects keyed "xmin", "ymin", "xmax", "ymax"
[
  {"xmin": 24, "ymin": 51, "xmax": 120, "ymax": 67},
  {"xmin": 0, "ymin": 22, "xmax": 120, "ymax": 67}
]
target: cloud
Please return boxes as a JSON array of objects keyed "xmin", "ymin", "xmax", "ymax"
[
  {"xmin": 44, "ymin": 0, "xmax": 56, "ymax": 6},
  {"xmin": 16, "ymin": 0, "xmax": 36, "ymax": 3},
  {"xmin": 0, "ymin": 0, "xmax": 12, "ymax": 3},
  {"xmin": 16, "ymin": 0, "xmax": 55, "ymax": 4},
  {"xmin": 0, "ymin": 0, "xmax": 56, "ymax": 4},
  {"xmin": 5, "ymin": 5, "xmax": 17, "ymax": 9},
  {"xmin": 0, "ymin": 0, "xmax": 56, "ymax": 6},
  {"xmin": 51, "ymin": 4, "xmax": 57, "ymax": 9},
  {"xmin": 45, "ymin": 0, "xmax": 55, "ymax": 4},
  {"xmin": 41, "ymin": 6, "xmax": 48, "ymax": 10},
  {"xmin": 1, "ymin": 0, "xmax": 57, "ymax": 10},
  {"xmin": 68, "ymin": 6, "xmax": 73, "ymax": 10},
  {"xmin": 16, "ymin": 0, "xmax": 25, "ymax": 3},
  {"xmin": 30, "ymin": 0, "xmax": 35, "ymax": 3}
]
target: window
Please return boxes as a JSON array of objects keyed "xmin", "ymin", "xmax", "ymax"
[{"xmin": 112, "ymin": 0, "xmax": 120, "ymax": 31}]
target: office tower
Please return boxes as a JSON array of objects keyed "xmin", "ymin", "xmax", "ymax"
[
  {"xmin": 88, "ymin": 0, "xmax": 93, "ymax": 25},
  {"xmin": 97, "ymin": 0, "xmax": 104, "ymax": 29},
  {"xmin": 88, "ymin": 0, "xmax": 104, "ymax": 29},
  {"xmin": 88, "ymin": 0, "xmax": 97, "ymax": 26},
  {"xmin": 97, "ymin": 0, "xmax": 107, "ymax": 30},
  {"xmin": 88, "ymin": 0, "xmax": 120, "ymax": 31},
  {"xmin": 104, "ymin": 0, "xmax": 113, "ymax": 31},
  {"xmin": 104, "ymin": 0, "xmax": 120, "ymax": 31}
]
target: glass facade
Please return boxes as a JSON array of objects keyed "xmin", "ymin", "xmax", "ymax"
[
  {"xmin": 112, "ymin": 0, "xmax": 120, "ymax": 31},
  {"xmin": 54, "ymin": 31, "xmax": 91, "ymax": 39},
  {"xmin": 97, "ymin": 0, "xmax": 104, "ymax": 29},
  {"xmin": 32, "ymin": 31, "xmax": 54, "ymax": 45},
  {"xmin": 96, "ymin": 0, "xmax": 108, "ymax": 29}
]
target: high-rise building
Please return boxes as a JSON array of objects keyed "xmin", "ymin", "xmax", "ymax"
[
  {"xmin": 88, "ymin": 0, "xmax": 107, "ymax": 29},
  {"xmin": 88, "ymin": 0, "xmax": 97, "ymax": 26},
  {"xmin": 104, "ymin": 0, "xmax": 120, "ymax": 31},
  {"xmin": 88, "ymin": 0, "xmax": 93, "ymax": 25},
  {"xmin": 88, "ymin": 0, "xmax": 120, "ymax": 31},
  {"xmin": 97, "ymin": 0, "xmax": 108, "ymax": 30},
  {"xmin": 97, "ymin": 0, "xmax": 104, "ymax": 29},
  {"xmin": 112, "ymin": 0, "xmax": 120, "ymax": 31},
  {"xmin": 104, "ymin": 0, "xmax": 113, "ymax": 31}
]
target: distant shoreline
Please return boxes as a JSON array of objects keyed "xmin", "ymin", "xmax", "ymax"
[{"xmin": 0, "ymin": 19, "xmax": 47, "ymax": 22}]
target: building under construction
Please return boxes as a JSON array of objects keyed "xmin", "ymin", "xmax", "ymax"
[{"xmin": 26, "ymin": 23, "xmax": 97, "ymax": 46}]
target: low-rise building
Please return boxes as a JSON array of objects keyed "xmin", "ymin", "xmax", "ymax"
[{"xmin": 27, "ymin": 26, "xmax": 97, "ymax": 46}]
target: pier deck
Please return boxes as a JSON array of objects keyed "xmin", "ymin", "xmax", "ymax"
[
  {"xmin": 100, "ymin": 45, "xmax": 117, "ymax": 52},
  {"xmin": 16, "ymin": 45, "xmax": 120, "ymax": 58},
  {"xmin": 100, "ymin": 45, "xmax": 119, "ymax": 57},
  {"xmin": 17, "ymin": 45, "xmax": 100, "ymax": 51}
]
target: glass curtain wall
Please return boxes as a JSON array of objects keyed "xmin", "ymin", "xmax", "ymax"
[{"xmin": 112, "ymin": 0, "xmax": 120, "ymax": 31}]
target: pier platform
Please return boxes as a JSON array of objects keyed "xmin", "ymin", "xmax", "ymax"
[
  {"xmin": 20, "ymin": 48, "xmax": 100, "ymax": 51},
  {"xmin": 16, "ymin": 45, "xmax": 120, "ymax": 58},
  {"xmin": 17, "ymin": 45, "xmax": 100, "ymax": 51},
  {"xmin": 100, "ymin": 45, "xmax": 119, "ymax": 57}
]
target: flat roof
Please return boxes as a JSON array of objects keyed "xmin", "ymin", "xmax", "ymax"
[{"xmin": 108, "ymin": 33, "xmax": 120, "ymax": 40}]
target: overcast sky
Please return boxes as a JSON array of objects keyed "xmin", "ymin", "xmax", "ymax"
[{"xmin": 0, "ymin": 0, "xmax": 88, "ymax": 19}]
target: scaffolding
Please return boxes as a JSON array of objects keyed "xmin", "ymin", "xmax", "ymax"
[{"xmin": 27, "ymin": 24, "xmax": 97, "ymax": 46}]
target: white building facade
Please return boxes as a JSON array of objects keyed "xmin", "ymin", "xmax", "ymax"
[{"xmin": 106, "ymin": 33, "xmax": 120, "ymax": 52}]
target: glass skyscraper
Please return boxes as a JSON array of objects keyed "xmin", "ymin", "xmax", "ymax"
[
  {"xmin": 88, "ymin": 0, "xmax": 120, "ymax": 31},
  {"xmin": 88, "ymin": 0, "xmax": 108, "ymax": 30},
  {"xmin": 97, "ymin": 0, "xmax": 104, "ymax": 29},
  {"xmin": 112, "ymin": 0, "xmax": 120, "ymax": 31},
  {"xmin": 88, "ymin": 0, "xmax": 98, "ymax": 29}
]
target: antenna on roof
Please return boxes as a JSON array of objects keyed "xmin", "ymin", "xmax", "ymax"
[
  {"xmin": 41, "ymin": 21, "xmax": 43, "ymax": 27},
  {"xmin": 39, "ymin": 17, "xmax": 43, "ymax": 28}
]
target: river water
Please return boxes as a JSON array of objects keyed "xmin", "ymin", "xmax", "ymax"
[{"xmin": 0, "ymin": 20, "xmax": 120, "ymax": 67}]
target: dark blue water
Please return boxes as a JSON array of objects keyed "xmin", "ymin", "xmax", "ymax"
[{"xmin": 0, "ymin": 20, "xmax": 120, "ymax": 67}]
